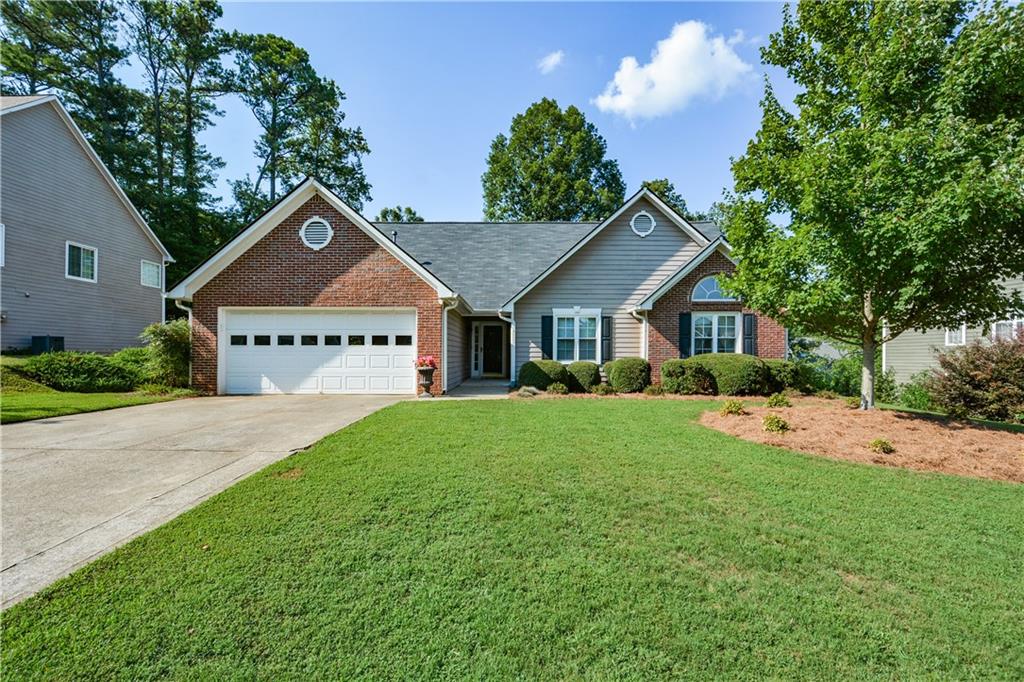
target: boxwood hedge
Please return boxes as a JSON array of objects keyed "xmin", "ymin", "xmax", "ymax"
[
  {"xmin": 566, "ymin": 361, "xmax": 600, "ymax": 392},
  {"xmin": 518, "ymin": 359, "xmax": 568, "ymax": 390}
]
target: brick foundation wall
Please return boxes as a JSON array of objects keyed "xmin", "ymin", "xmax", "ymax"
[
  {"xmin": 647, "ymin": 251, "xmax": 787, "ymax": 382},
  {"xmin": 190, "ymin": 194, "xmax": 443, "ymax": 395}
]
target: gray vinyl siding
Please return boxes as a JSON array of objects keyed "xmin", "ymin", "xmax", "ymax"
[
  {"xmin": 1, "ymin": 102, "xmax": 165, "ymax": 352},
  {"xmin": 883, "ymin": 277, "xmax": 1024, "ymax": 384},
  {"xmin": 514, "ymin": 198, "xmax": 703, "ymax": 373},
  {"xmin": 446, "ymin": 308, "xmax": 468, "ymax": 390}
]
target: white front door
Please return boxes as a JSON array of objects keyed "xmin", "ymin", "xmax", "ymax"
[{"xmin": 222, "ymin": 309, "xmax": 416, "ymax": 394}]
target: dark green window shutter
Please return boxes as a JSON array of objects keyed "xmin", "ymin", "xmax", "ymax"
[
  {"xmin": 541, "ymin": 315, "xmax": 553, "ymax": 359},
  {"xmin": 679, "ymin": 312, "xmax": 692, "ymax": 358},
  {"xmin": 743, "ymin": 313, "xmax": 757, "ymax": 355},
  {"xmin": 601, "ymin": 316, "xmax": 612, "ymax": 362}
]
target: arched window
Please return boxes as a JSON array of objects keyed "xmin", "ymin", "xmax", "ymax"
[{"xmin": 692, "ymin": 275, "xmax": 735, "ymax": 301}]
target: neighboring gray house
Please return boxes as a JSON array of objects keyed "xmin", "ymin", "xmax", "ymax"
[
  {"xmin": 883, "ymin": 278, "xmax": 1024, "ymax": 384},
  {"xmin": 1, "ymin": 95, "xmax": 172, "ymax": 352}
]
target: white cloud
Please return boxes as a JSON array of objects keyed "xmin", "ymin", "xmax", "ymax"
[
  {"xmin": 593, "ymin": 21, "xmax": 753, "ymax": 121},
  {"xmin": 537, "ymin": 50, "xmax": 565, "ymax": 75}
]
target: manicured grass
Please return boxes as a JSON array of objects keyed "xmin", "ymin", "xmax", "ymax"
[
  {"xmin": 3, "ymin": 400, "xmax": 1021, "ymax": 678},
  {"xmin": 0, "ymin": 390, "xmax": 179, "ymax": 423}
]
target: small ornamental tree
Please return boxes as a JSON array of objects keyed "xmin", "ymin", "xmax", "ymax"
[{"xmin": 723, "ymin": 1, "xmax": 1024, "ymax": 408}]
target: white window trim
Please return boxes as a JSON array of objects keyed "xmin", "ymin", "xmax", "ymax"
[
  {"xmin": 692, "ymin": 275, "xmax": 737, "ymax": 303},
  {"xmin": 141, "ymin": 259, "xmax": 163, "ymax": 289},
  {"xmin": 991, "ymin": 318, "xmax": 1024, "ymax": 342},
  {"xmin": 944, "ymin": 323, "xmax": 966, "ymax": 346},
  {"xmin": 65, "ymin": 240, "xmax": 97, "ymax": 283},
  {"xmin": 692, "ymin": 311, "xmax": 743, "ymax": 356},
  {"xmin": 299, "ymin": 215, "xmax": 334, "ymax": 251},
  {"xmin": 552, "ymin": 307, "xmax": 602, "ymax": 364},
  {"xmin": 630, "ymin": 210, "xmax": 656, "ymax": 238}
]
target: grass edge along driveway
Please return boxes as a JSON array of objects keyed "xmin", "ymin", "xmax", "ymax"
[{"xmin": 3, "ymin": 399, "xmax": 1021, "ymax": 679}]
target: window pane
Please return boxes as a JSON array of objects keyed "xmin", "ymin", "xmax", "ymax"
[
  {"xmin": 277, "ymin": 335, "xmax": 294, "ymax": 346},
  {"xmin": 81, "ymin": 249, "xmax": 95, "ymax": 280},
  {"xmin": 717, "ymin": 315, "xmax": 737, "ymax": 339},
  {"xmin": 230, "ymin": 335, "xmax": 247, "ymax": 346},
  {"xmin": 141, "ymin": 261, "xmax": 161, "ymax": 287},
  {"xmin": 694, "ymin": 338, "xmax": 713, "ymax": 355},
  {"xmin": 371, "ymin": 335, "xmax": 388, "ymax": 346},
  {"xmin": 348, "ymin": 335, "xmax": 365, "ymax": 346},
  {"xmin": 693, "ymin": 276, "xmax": 734, "ymax": 301},
  {"xmin": 67, "ymin": 244, "xmax": 81, "ymax": 277},
  {"xmin": 578, "ymin": 339, "xmax": 596, "ymax": 361},
  {"xmin": 945, "ymin": 327, "xmax": 964, "ymax": 346},
  {"xmin": 324, "ymin": 335, "xmax": 341, "ymax": 346},
  {"xmin": 254, "ymin": 335, "xmax": 270, "ymax": 346},
  {"xmin": 556, "ymin": 317, "xmax": 574, "ymax": 339},
  {"xmin": 694, "ymin": 316, "xmax": 713, "ymax": 338},
  {"xmin": 578, "ymin": 317, "xmax": 597, "ymax": 339},
  {"xmin": 395, "ymin": 335, "xmax": 412, "ymax": 346},
  {"xmin": 301, "ymin": 335, "xmax": 318, "ymax": 346},
  {"xmin": 994, "ymin": 320, "xmax": 1015, "ymax": 340},
  {"xmin": 717, "ymin": 338, "xmax": 736, "ymax": 353},
  {"xmin": 556, "ymin": 339, "xmax": 574, "ymax": 361}
]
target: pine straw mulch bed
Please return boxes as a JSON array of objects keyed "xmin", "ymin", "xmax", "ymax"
[{"xmin": 700, "ymin": 398, "xmax": 1024, "ymax": 484}]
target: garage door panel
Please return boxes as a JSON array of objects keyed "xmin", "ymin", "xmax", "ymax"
[{"xmin": 223, "ymin": 310, "xmax": 416, "ymax": 395}]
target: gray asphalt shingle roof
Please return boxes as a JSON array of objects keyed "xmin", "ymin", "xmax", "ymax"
[{"xmin": 374, "ymin": 222, "xmax": 597, "ymax": 310}]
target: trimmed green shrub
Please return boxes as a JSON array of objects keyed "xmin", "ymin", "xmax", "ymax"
[
  {"xmin": 764, "ymin": 359, "xmax": 813, "ymax": 394},
  {"xmin": 762, "ymin": 414, "xmax": 791, "ymax": 433},
  {"xmin": 643, "ymin": 384, "xmax": 664, "ymax": 396},
  {"xmin": 518, "ymin": 359, "xmax": 568, "ymax": 390},
  {"xmin": 897, "ymin": 372, "xmax": 935, "ymax": 411},
  {"xmin": 109, "ymin": 347, "xmax": 153, "ymax": 385},
  {"xmin": 141, "ymin": 318, "xmax": 191, "ymax": 388},
  {"xmin": 868, "ymin": 438, "xmax": 895, "ymax": 455},
  {"xmin": 926, "ymin": 335, "xmax": 1024, "ymax": 423},
  {"xmin": 662, "ymin": 360, "xmax": 717, "ymax": 395},
  {"xmin": 24, "ymin": 352, "xmax": 138, "ymax": 392},
  {"xmin": 606, "ymin": 357, "xmax": 651, "ymax": 393},
  {"xmin": 591, "ymin": 383, "xmax": 616, "ymax": 396},
  {"xmin": 765, "ymin": 392, "xmax": 792, "ymax": 408},
  {"xmin": 684, "ymin": 354, "xmax": 769, "ymax": 396},
  {"xmin": 720, "ymin": 399, "xmax": 746, "ymax": 416},
  {"xmin": 547, "ymin": 381, "xmax": 569, "ymax": 395},
  {"xmin": 566, "ymin": 361, "xmax": 600, "ymax": 393}
]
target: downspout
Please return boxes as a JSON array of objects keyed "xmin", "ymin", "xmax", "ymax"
[
  {"xmin": 440, "ymin": 297, "xmax": 459, "ymax": 394},
  {"xmin": 174, "ymin": 299, "xmax": 193, "ymax": 388},
  {"xmin": 498, "ymin": 307, "xmax": 515, "ymax": 385},
  {"xmin": 631, "ymin": 308, "xmax": 648, "ymax": 360}
]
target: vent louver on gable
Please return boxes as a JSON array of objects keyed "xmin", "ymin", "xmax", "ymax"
[
  {"xmin": 300, "ymin": 216, "xmax": 333, "ymax": 250},
  {"xmin": 630, "ymin": 211, "xmax": 656, "ymax": 238}
]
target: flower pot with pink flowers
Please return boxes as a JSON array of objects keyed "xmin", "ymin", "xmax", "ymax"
[{"xmin": 416, "ymin": 356, "xmax": 437, "ymax": 397}]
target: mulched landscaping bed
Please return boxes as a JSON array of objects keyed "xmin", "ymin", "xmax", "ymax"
[{"xmin": 701, "ymin": 398, "xmax": 1024, "ymax": 483}]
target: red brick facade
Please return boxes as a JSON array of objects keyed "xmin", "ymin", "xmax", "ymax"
[
  {"xmin": 647, "ymin": 251, "xmax": 787, "ymax": 381},
  {"xmin": 190, "ymin": 195, "xmax": 443, "ymax": 394}
]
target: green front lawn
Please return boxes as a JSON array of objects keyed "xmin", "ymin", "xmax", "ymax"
[
  {"xmin": 4, "ymin": 400, "xmax": 1021, "ymax": 678},
  {"xmin": 0, "ymin": 391, "xmax": 179, "ymax": 423}
]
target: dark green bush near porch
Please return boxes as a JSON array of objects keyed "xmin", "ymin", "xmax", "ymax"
[
  {"xmin": 518, "ymin": 360, "xmax": 568, "ymax": 390},
  {"xmin": 605, "ymin": 357, "xmax": 650, "ymax": 393},
  {"xmin": 684, "ymin": 354, "xmax": 770, "ymax": 396},
  {"xmin": 109, "ymin": 347, "xmax": 155, "ymax": 385},
  {"xmin": 566, "ymin": 361, "xmax": 600, "ymax": 392},
  {"xmin": 763, "ymin": 359, "xmax": 813, "ymax": 394},
  {"xmin": 661, "ymin": 359, "xmax": 715, "ymax": 395},
  {"xmin": 24, "ymin": 352, "xmax": 138, "ymax": 392}
]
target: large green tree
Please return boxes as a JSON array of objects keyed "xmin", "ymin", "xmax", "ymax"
[
  {"xmin": 482, "ymin": 98, "xmax": 624, "ymax": 221},
  {"xmin": 723, "ymin": 0, "xmax": 1024, "ymax": 408}
]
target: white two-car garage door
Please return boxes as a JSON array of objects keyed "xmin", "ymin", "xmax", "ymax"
[{"xmin": 222, "ymin": 309, "xmax": 416, "ymax": 395}]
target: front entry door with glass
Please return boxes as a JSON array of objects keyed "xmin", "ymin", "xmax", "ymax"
[{"xmin": 472, "ymin": 322, "xmax": 506, "ymax": 378}]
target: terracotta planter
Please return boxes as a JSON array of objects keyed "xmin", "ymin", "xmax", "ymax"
[{"xmin": 417, "ymin": 366, "xmax": 435, "ymax": 397}]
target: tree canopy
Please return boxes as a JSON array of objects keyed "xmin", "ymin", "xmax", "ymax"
[
  {"xmin": 722, "ymin": 0, "xmax": 1024, "ymax": 407},
  {"xmin": 482, "ymin": 98, "xmax": 624, "ymax": 221},
  {"xmin": 375, "ymin": 205, "xmax": 423, "ymax": 222}
]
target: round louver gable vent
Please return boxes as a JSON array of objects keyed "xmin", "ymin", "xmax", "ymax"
[
  {"xmin": 630, "ymin": 211, "xmax": 656, "ymax": 237},
  {"xmin": 300, "ymin": 216, "xmax": 333, "ymax": 250}
]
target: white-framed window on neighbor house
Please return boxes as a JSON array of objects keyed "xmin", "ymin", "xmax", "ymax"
[
  {"xmin": 554, "ymin": 308, "xmax": 600, "ymax": 363},
  {"xmin": 65, "ymin": 241, "xmax": 97, "ymax": 282},
  {"xmin": 992, "ymin": 318, "xmax": 1023, "ymax": 341},
  {"xmin": 141, "ymin": 259, "xmax": 162, "ymax": 289},
  {"xmin": 693, "ymin": 313, "xmax": 740, "ymax": 355},
  {"xmin": 944, "ymin": 324, "xmax": 966, "ymax": 346}
]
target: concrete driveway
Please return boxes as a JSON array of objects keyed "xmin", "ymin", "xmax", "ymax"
[{"xmin": 1, "ymin": 394, "xmax": 401, "ymax": 607}]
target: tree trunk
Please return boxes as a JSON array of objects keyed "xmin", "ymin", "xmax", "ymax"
[{"xmin": 861, "ymin": 336, "xmax": 875, "ymax": 410}]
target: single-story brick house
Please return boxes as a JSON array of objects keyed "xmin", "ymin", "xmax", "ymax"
[{"xmin": 167, "ymin": 179, "xmax": 786, "ymax": 395}]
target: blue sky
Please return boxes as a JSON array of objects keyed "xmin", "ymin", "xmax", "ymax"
[{"xmin": 199, "ymin": 2, "xmax": 796, "ymax": 220}]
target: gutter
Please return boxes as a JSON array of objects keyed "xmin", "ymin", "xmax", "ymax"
[
  {"xmin": 630, "ymin": 309, "xmax": 649, "ymax": 360},
  {"xmin": 174, "ymin": 299, "xmax": 193, "ymax": 388},
  {"xmin": 498, "ymin": 307, "xmax": 515, "ymax": 385},
  {"xmin": 439, "ymin": 297, "xmax": 460, "ymax": 394}
]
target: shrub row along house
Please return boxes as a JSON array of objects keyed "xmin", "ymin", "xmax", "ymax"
[{"xmin": 167, "ymin": 179, "xmax": 787, "ymax": 395}]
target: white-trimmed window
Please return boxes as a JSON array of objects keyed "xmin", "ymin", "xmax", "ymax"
[
  {"xmin": 693, "ymin": 313, "xmax": 740, "ymax": 355},
  {"xmin": 66, "ymin": 241, "xmax": 97, "ymax": 282},
  {"xmin": 553, "ymin": 308, "xmax": 601, "ymax": 362},
  {"xmin": 944, "ymin": 324, "xmax": 966, "ymax": 346},
  {"xmin": 141, "ymin": 260, "xmax": 162, "ymax": 289},
  {"xmin": 692, "ymin": 275, "xmax": 736, "ymax": 302},
  {"xmin": 992, "ymin": 318, "xmax": 1023, "ymax": 342}
]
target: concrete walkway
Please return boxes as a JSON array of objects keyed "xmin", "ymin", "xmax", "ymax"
[
  {"xmin": 1, "ymin": 394, "xmax": 400, "ymax": 607},
  {"xmin": 444, "ymin": 379, "xmax": 511, "ymax": 399}
]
